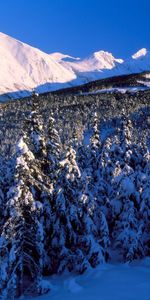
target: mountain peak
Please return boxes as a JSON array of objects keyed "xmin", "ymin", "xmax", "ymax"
[
  {"xmin": 90, "ymin": 50, "xmax": 114, "ymax": 60},
  {"xmin": 84, "ymin": 50, "xmax": 123, "ymax": 71},
  {"xmin": 132, "ymin": 48, "xmax": 148, "ymax": 59}
]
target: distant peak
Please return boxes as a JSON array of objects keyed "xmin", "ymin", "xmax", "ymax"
[
  {"xmin": 91, "ymin": 50, "xmax": 114, "ymax": 59},
  {"xmin": 88, "ymin": 50, "xmax": 123, "ymax": 62},
  {"xmin": 132, "ymin": 48, "xmax": 148, "ymax": 59}
]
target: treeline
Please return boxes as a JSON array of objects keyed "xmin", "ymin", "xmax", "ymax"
[{"xmin": 0, "ymin": 105, "xmax": 149, "ymax": 299}]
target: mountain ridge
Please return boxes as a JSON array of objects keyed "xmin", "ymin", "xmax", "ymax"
[{"xmin": 0, "ymin": 32, "xmax": 150, "ymax": 101}]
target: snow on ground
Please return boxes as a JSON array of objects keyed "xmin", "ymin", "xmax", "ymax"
[
  {"xmin": 24, "ymin": 258, "xmax": 150, "ymax": 300},
  {"xmin": 137, "ymin": 80, "xmax": 150, "ymax": 87},
  {"xmin": 79, "ymin": 86, "xmax": 150, "ymax": 96},
  {"xmin": 143, "ymin": 73, "xmax": 150, "ymax": 79}
]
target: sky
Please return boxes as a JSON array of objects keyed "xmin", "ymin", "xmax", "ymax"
[{"xmin": 0, "ymin": 0, "xmax": 149, "ymax": 58}]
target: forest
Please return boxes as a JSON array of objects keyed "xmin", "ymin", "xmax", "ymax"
[{"xmin": 0, "ymin": 89, "xmax": 150, "ymax": 299}]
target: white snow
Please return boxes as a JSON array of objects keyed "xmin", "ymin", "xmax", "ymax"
[
  {"xmin": 137, "ymin": 80, "xmax": 150, "ymax": 87},
  {"xmin": 143, "ymin": 73, "xmax": 150, "ymax": 79},
  {"xmin": 58, "ymin": 50, "xmax": 123, "ymax": 74},
  {"xmin": 0, "ymin": 32, "xmax": 150, "ymax": 101},
  {"xmin": 132, "ymin": 48, "xmax": 148, "ymax": 59},
  {"xmin": 0, "ymin": 32, "xmax": 76, "ymax": 99},
  {"xmin": 79, "ymin": 86, "xmax": 150, "ymax": 96},
  {"xmin": 16, "ymin": 137, "xmax": 35, "ymax": 160},
  {"xmin": 49, "ymin": 52, "xmax": 80, "ymax": 63},
  {"xmin": 24, "ymin": 259, "xmax": 150, "ymax": 300},
  {"xmin": 51, "ymin": 47, "xmax": 150, "ymax": 85}
]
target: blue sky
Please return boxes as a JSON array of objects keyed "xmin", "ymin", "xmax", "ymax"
[{"xmin": 0, "ymin": 0, "xmax": 149, "ymax": 58}]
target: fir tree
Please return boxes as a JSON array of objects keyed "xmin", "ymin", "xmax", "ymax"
[
  {"xmin": 79, "ymin": 175, "xmax": 110, "ymax": 265},
  {"xmin": 0, "ymin": 137, "xmax": 51, "ymax": 299},
  {"xmin": 28, "ymin": 110, "xmax": 47, "ymax": 158},
  {"xmin": 113, "ymin": 200, "xmax": 144, "ymax": 261},
  {"xmin": 46, "ymin": 115, "xmax": 62, "ymax": 181},
  {"xmin": 88, "ymin": 112, "xmax": 101, "ymax": 175},
  {"xmin": 49, "ymin": 146, "xmax": 83, "ymax": 273}
]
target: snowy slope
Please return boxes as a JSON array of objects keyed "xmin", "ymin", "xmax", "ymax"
[
  {"xmin": 0, "ymin": 32, "xmax": 76, "ymax": 99},
  {"xmin": 25, "ymin": 259, "xmax": 150, "ymax": 300},
  {"xmin": 0, "ymin": 32, "xmax": 150, "ymax": 100}
]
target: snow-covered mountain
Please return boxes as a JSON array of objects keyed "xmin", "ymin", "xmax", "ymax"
[
  {"xmin": 49, "ymin": 50, "xmax": 124, "ymax": 83},
  {"xmin": 113, "ymin": 48, "xmax": 150, "ymax": 76},
  {"xmin": 0, "ymin": 32, "xmax": 150, "ymax": 100},
  {"xmin": 0, "ymin": 32, "xmax": 76, "ymax": 100},
  {"xmin": 52, "ymin": 47, "xmax": 150, "ymax": 81},
  {"xmin": 53, "ymin": 50, "xmax": 123, "ymax": 72}
]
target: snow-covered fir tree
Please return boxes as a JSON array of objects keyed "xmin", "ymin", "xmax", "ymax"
[
  {"xmin": 0, "ymin": 136, "xmax": 51, "ymax": 299},
  {"xmin": 79, "ymin": 174, "xmax": 110, "ymax": 265},
  {"xmin": 46, "ymin": 115, "xmax": 62, "ymax": 181},
  {"xmin": 97, "ymin": 136, "xmax": 118, "ymax": 220},
  {"xmin": 49, "ymin": 144, "xmax": 110, "ymax": 274},
  {"xmin": 88, "ymin": 112, "xmax": 101, "ymax": 175},
  {"xmin": 83, "ymin": 112, "xmax": 102, "ymax": 212},
  {"xmin": 112, "ymin": 170, "xmax": 144, "ymax": 261},
  {"xmin": 49, "ymin": 146, "xmax": 83, "ymax": 273},
  {"xmin": 28, "ymin": 110, "xmax": 47, "ymax": 158}
]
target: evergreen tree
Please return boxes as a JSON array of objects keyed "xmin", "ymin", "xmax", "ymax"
[
  {"xmin": 88, "ymin": 112, "xmax": 101, "ymax": 175},
  {"xmin": 0, "ymin": 137, "xmax": 50, "ymax": 299},
  {"xmin": 46, "ymin": 115, "xmax": 62, "ymax": 181},
  {"xmin": 50, "ymin": 145, "xmax": 109, "ymax": 274},
  {"xmin": 28, "ymin": 110, "xmax": 47, "ymax": 158},
  {"xmin": 79, "ymin": 175, "xmax": 110, "ymax": 265},
  {"xmin": 113, "ymin": 199, "xmax": 143, "ymax": 261},
  {"xmin": 118, "ymin": 117, "xmax": 133, "ymax": 153},
  {"xmin": 112, "ymin": 164, "xmax": 144, "ymax": 261},
  {"xmin": 97, "ymin": 136, "xmax": 119, "ymax": 220},
  {"xmin": 49, "ymin": 146, "xmax": 83, "ymax": 273}
]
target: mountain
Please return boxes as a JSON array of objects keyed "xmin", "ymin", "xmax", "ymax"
[
  {"xmin": 113, "ymin": 48, "xmax": 150, "ymax": 76},
  {"xmin": 49, "ymin": 50, "xmax": 124, "ymax": 83},
  {"xmin": 0, "ymin": 32, "xmax": 76, "ymax": 100},
  {"xmin": 0, "ymin": 32, "xmax": 150, "ymax": 101},
  {"xmin": 53, "ymin": 48, "xmax": 150, "ymax": 81},
  {"xmin": 55, "ymin": 50, "xmax": 123, "ymax": 72}
]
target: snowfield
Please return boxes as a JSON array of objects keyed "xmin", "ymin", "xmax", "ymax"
[{"xmin": 24, "ymin": 259, "xmax": 150, "ymax": 300}]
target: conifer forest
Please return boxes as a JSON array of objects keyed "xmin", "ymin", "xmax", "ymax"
[{"xmin": 0, "ymin": 87, "xmax": 150, "ymax": 299}]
